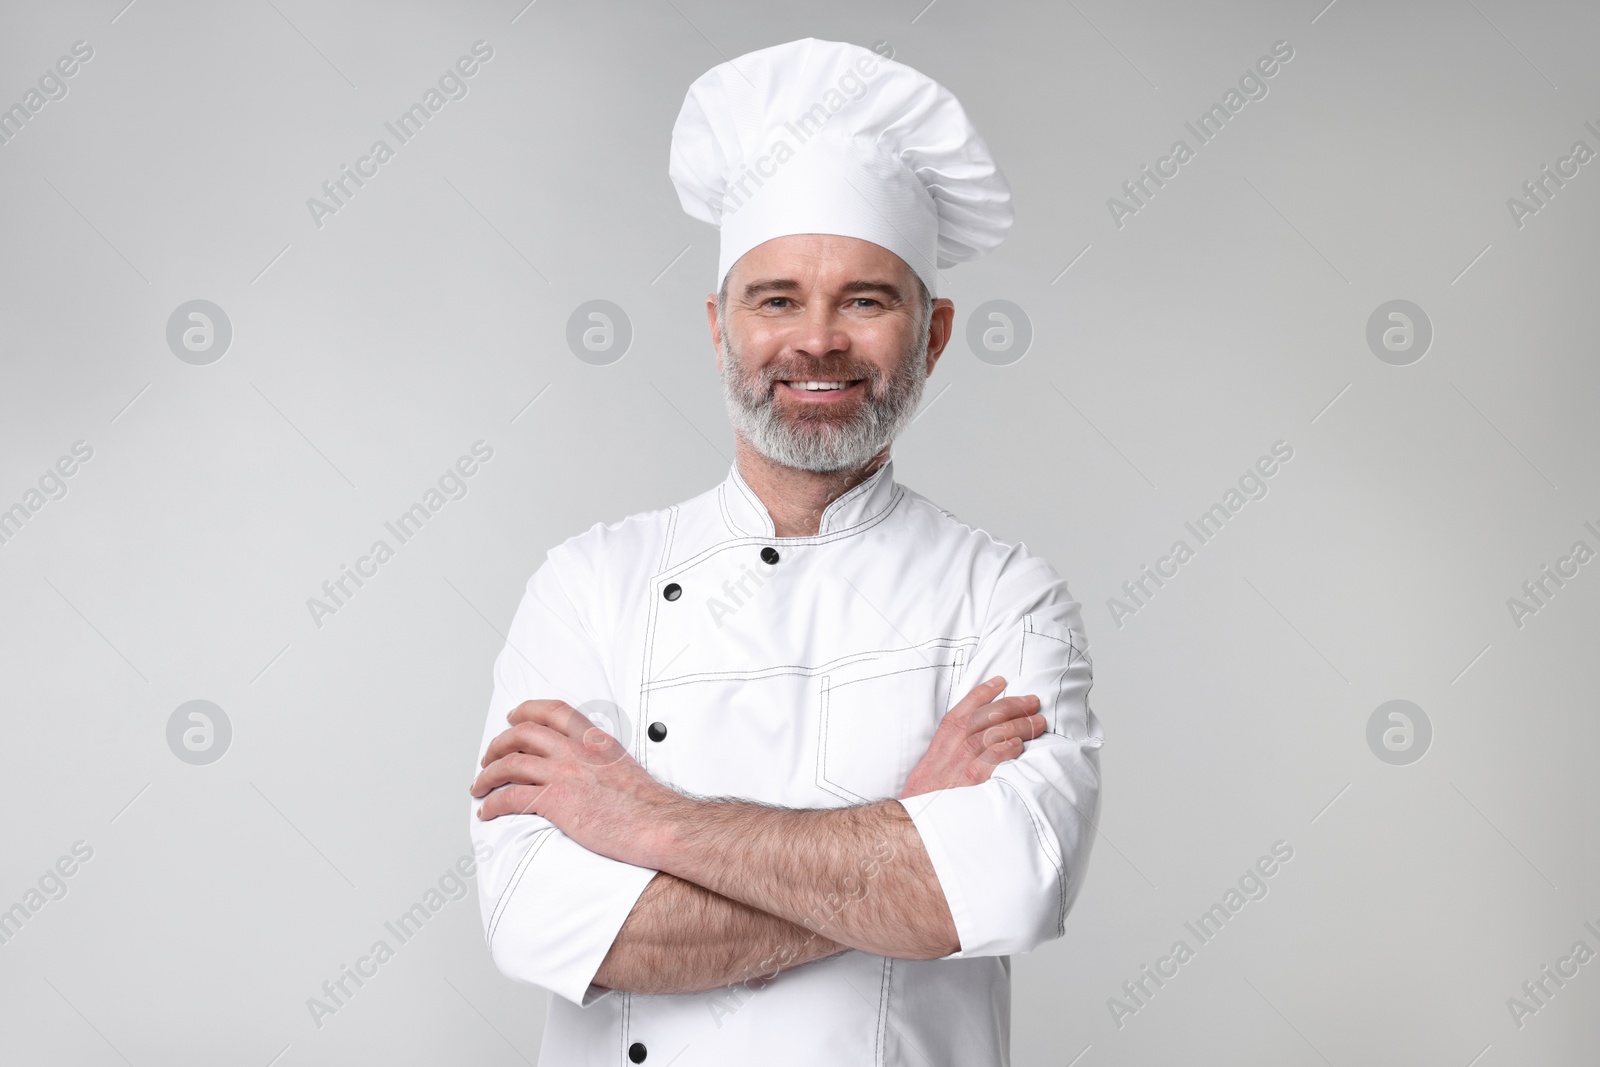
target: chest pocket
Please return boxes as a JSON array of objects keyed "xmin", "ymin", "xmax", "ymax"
[{"xmin": 816, "ymin": 639, "xmax": 975, "ymax": 803}]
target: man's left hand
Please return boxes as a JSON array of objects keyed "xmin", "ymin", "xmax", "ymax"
[{"xmin": 471, "ymin": 699, "xmax": 674, "ymax": 868}]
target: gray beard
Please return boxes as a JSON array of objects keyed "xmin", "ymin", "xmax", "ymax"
[{"xmin": 719, "ymin": 329, "xmax": 929, "ymax": 473}]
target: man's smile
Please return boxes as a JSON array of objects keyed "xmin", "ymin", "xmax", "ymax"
[{"xmin": 777, "ymin": 379, "xmax": 866, "ymax": 402}]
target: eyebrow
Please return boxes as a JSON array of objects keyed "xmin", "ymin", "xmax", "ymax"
[
  {"xmin": 739, "ymin": 278, "xmax": 908, "ymax": 302},
  {"xmin": 740, "ymin": 279, "xmax": 801, "ymax": 301}
]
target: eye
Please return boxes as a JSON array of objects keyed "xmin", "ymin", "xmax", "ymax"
[
  {"xmin": 849, "ymin": 298, "xmax": 881, "ymax": 308},
  {"xmin": 763, "ymin": 297, "xmax": 793, "ymax": 309}
]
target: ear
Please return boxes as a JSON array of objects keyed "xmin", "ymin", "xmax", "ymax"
[
  {"xmin": 706, "ymin": 292, "xmax": 723, "ymax": 370},
  {"xmin": 923, "ymin": 298, "xmax": 956, "ymax": 375}
]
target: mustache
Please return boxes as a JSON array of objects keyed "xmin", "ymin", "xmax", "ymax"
[{"xmin": 756, "ymin": 361, "xmax": 882, "ymax": 386}]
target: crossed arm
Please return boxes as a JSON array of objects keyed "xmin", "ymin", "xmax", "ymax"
[
  {"xmin": 470, "ymin": 676, "xmax": 1045, "ymax": 995},
  {"xmin": 594, "ymin": 871, "xmax": 850, "ymax": 995}
]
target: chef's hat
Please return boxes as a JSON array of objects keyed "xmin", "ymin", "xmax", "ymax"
[{"xmin": 669, "ymin": 38, "xmax": 1012, "ymax": 296}]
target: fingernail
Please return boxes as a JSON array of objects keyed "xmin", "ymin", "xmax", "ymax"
[{"xmin": 989, "ymin": 675, "xmax": 1004, "ymax": 685}]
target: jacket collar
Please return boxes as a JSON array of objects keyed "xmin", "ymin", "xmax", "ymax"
[{"xmin": 721, "ymin": 454, "xmax": 901, "ymax": 539}]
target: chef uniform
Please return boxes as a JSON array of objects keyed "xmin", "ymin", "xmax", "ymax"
[{"xmin": 470, "ymin": 38, "xmax": 1103, "ymax": 1067}]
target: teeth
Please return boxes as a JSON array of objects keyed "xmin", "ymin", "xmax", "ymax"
[{"xmin": 787, "ymin": 380, "xmax": 850, "ymax": 390}]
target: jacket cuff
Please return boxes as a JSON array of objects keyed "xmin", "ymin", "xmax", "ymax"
[
  {"xmin": 900, "ymin": 780, "xmax": 1062, "ymax": 959},
  {"xmin": 487, "ymin": 830, "xmax": 658, "ymax": 1008}
]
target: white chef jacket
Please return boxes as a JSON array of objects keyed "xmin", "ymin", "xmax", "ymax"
[{"xmin": 469, "ymin": 454, "xmax": 1102, "ymax": 1066}]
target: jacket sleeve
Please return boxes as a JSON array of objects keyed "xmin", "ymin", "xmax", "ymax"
[
  {"xmin": 469, "ymin": 547, "xmax": 659, "ymax": 1008},
  {"xmin": 901, "ymin": 544, "xmax": 1103, "ymax": 959}
]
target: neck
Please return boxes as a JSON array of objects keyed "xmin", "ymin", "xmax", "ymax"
[{"xmin": 733, "ymin": 434, "xmax": 890, "ymax": 537}]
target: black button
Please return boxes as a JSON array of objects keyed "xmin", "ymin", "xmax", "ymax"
[
  {"xmin": 663, "ymin": 583, "xmax": 682, "ymax": 601},
  {"xmin": 760, "ymin": 546, "xmax": 780, "ymax": 565},
  {"xmin": 629, "ymin": 1042, "xmax": 648, "ymax": 1063},
  {"xmin": 648, "ymin": 722, "xmax": 667, "ymax": 742}
]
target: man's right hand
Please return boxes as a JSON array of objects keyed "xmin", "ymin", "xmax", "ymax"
[{"xmin": 898, "ymin": 677, "xmax": 1046, "ymax": 799}]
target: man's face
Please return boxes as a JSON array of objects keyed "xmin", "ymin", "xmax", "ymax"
[{"xmin": 709, "ymin": 234, "xmax": 953, "ymax": 473}]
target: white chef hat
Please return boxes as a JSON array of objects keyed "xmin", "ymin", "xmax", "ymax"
[{"xmin": 669, "ymin": 37, "xmax": 1012, "ymax": 297}]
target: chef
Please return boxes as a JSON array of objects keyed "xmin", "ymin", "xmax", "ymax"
[{"xmin": 468, "ymin": 37, "xmax": 1102, "ymax": 1066}]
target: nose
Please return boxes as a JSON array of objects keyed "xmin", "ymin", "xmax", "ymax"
[{"xmin": 787, "ymin": 300, "xmax": 850, "ymax": 362}]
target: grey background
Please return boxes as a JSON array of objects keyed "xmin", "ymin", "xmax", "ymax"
[{"xmin": 1, "ymin": 0, "xmax": 1596, "ymax": 1063}]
